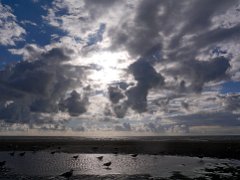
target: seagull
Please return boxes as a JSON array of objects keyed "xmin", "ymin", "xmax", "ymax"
[
  {"xmin": 60, "ymin": 169, "xmax": 73, "ymax": 179},
  {"xmin": 92, "ymin": 147, "xmax": 98, "ymax": 151},
  {"xmin": 50, "ymin": 151, "xmax": 56, "ymax": 155},
  {"xmin": 113, "ymin": 148, "xmax": 118, "ymax": 155},
  {"xmin": 131, "ymin": 154, "xmax": 138, "ymax": 157},
  {"xmin": 198, "ymin": 154, "xmax": 204, "ymax": 164},
  {"xmin": 72, "ymin": 155, "xmax": 79, "ymax": 160},
  {"xmin": 32, "ymin": 149, "xmax": 37, "ymax": 154},
  {"xmin": 31, "ymin": 146, "xmax": 39, "ymax": 153},
  {"xmin": 9, "ymin": 152, "xmax": 15, "ymax": 156},
  {"xmin": 19, "ymin": 152, "xmax": 26, "ymax": 156},
  {"xmin": 0, "ymin": 161, "xmax": 6, "ymax": 167},
  {"xmin": 103, "ymin": 161, "xmax": 111, "ymax": 167},
  {"xmin": 97, "ymin": 156, "xmax": 103, "ymax": 160}
]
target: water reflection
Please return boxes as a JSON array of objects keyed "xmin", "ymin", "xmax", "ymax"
[{"xmin": 0, "ymin": 151, "xmax": 240, "ymax": 178}]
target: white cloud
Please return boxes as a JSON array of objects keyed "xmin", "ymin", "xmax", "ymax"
[
  {"xmin": 9, "ymin": 44, "xmax": 44, "ymax": 61},
  {"xmin": 44, "ymin": 0, "xmax": 138, "ymax": 49},
  {"xmin": 0, "ymin": 3, "xmax": 26, "ymax": 46},
  {"xmin": 20, "ymin": 20, "xmax": 37, "ymax": 26}
]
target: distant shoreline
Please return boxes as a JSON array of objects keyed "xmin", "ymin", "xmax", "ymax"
[{"xmin": 0, "ymin": 136, "xmax": 239, "ymax": 160}]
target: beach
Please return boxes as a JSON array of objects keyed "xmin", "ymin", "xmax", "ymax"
[
  {"xmin": 0, "ymin": 136, "xmax": 240, "ymax": 159},
  {"xmin": 0, "ymin": 136, "xmax": 240, "ymax": 179}
]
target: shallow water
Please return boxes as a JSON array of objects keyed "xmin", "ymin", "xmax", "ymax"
[{"xmin": 0, "ymin": 151, "xmax": 240, "ymax": 179}]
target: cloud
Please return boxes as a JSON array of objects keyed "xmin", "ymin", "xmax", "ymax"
[
  {"xmin": 44, "ymin": 0, "xmax": 119, "ymax": 46},
  {"xmin": 107, "ymin": 0, "xmax": 239, "ymax": 82},
  {"xmin": 0, "ymin": 3, "xmax": 26, "ymax": 46},
  {"xmin": 125, "ymin": 60, "xmax": 165, "ymax": 113},
  {"xmin": 59, "ymin": 90, "xmax": 89, "ymax": 116},
  {"xmin": 108, "ymin": 86, "xmax": 125, "ymax": 104},
  {"xmin": 144, "ymin": 122, "xmax": 165, "ymax": 133},
  {"xmin": 143, "ymin": 122, "xmax": 189, "ymax": 134},
  {"xmin": 224, "ymin": 94, "xmax": 240, "ymax": 112},
  {"xmin": 0, "ymin": 45, "xmax": 88, "ymax": 128},
  {"xmin": 1, "ymin": 0, "xmax": 240, "ymax": 134},
  {"xmin": 9, "ymin": 44, "xmax": 44, "ymax": 61},
  {"xmin": 20, "ymin": 20, "xmax": 37, "ymax": 27},
  {"xmin": 115, "ymin": 122, "xmax": 131, "ymax": 131},
  {"xmin": 165, "ymin": 57, "xmax": 231, "ymax": 92},
  {"xmin": 0, "ymin": 101, "xmax": 30, "ymax": 124},
  {"xmin": 172, "ymin": 111, "xmax": 240, "ymax": 127},
  {"xmin": 112, "ymin": 102, "xmax": 128, "ymax": 118}
]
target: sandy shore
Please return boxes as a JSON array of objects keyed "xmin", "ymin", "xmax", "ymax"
[{"xmin": 0, "ymin": 136, "xmax": 240, "ymax": 159}]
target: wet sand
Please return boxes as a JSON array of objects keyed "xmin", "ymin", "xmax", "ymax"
[
  {"xmin": 0, "ymin": 136, "xmax": 240, "ymax": 159},
  {"xmin": 0, "ymin": 136, "xmax": 240, "ymax": 179},
  {"xmin": 1, "ymin": 151, "xmax": 240, "ymax": 180}
]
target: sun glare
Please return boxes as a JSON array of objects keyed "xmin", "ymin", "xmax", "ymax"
[{"xmin": 76, "ymin": 51, "xmax": 131, "ymax": 88}]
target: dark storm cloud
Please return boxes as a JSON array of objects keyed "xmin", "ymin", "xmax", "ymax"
[
  {"xmin": 169, "ymin": 0, "xmax": 239, "ymax": 49},
  {"xmin": 109, "ymin": 0, "xmax": 166, "ymax": 57},
  {"xmin": 0, "ymin": 46, "xmax": 88, "ymax": 126},
  {"xmin": 104, "ymin": 0, "xmax": 239, "ymax": 119},
  {"xmin": 2, "ymin": 47, "xmax": 77, "ymax": 97},
  {"xmin": 192, "ymin": 24, "xmax": 240, "ymax": 51},
  {"xmin": 129, "ymin": 60, "xmax": 164, "ymax": 88},
  {"xmin": 172, "ymin": 24, "xmax": 240, "ymax": 61},
  {"xmin": 108, "ymin": 0, "xmax": 238, "ymax": 93},
  {"xmin": 125, "ymin": 60, "xmax": 165, "ymax": 113},
  {"xmin": 59, "ymin": 90, "xmax": 89, "ymax": 116},
  {"xmin": 126, "ymin": 84, "xmax": 148, "ymax": 113},
  {"xmin": 107, "ymin": 60, "xmax": 165, "ymax": 116},
  {"xmin": 0, "ymin": 83, "xmax": 25, "ymax": 101},
  {"xmin": 166, "ymin": 57, "xmax": 230, "ymax": 92},
  {"xmin": 8, "ymin": 67, "xmax": 54, "ymax": 95},
  {"xmin": 30, "ymin": 98, "xmax": 58, "ymax": 113},
  {"xmin": 0, "ymin": 102, "xmax": 30, "ymax": 124},
  {"xmin": 108, "ymin": 86, "xmax": 125, "ymax": 104}
]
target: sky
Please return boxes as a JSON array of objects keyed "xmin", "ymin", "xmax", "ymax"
[{"xmin": 0, "ymin": 0, "xmax": 240, "ymax": 136}]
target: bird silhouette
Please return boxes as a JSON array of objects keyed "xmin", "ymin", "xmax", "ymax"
[
  {"xmin": 113, "ymin": 147, "xmax": 119, "ymax": 155},
  {"xmin": 198, "ymin": 154, "xmax": 204, "ymax": 164},
  {"xmin": 19, "ymin": 152, "xmax": 25, "ymax": 156},
  {"xmin": 97, "ymin": 156, "xmax": 103, "ymax": 160},
  {"xmin": 0, "ymin": 161, "xmax": 6, "ymax": 167},
  {"xmin": 60, "ymin": 169, "xmax": 73, "ymax": 179},
  {"xmin": 131, "ymin": 154, "xmax": 138, "ymax": 157},
  {"xmin": 92, "ymin": 147, "xmax": 98, "ymax": 151},
  {"xmin": 72, "ymin": 155, "xmax": 79, "ymax": 160},
  {"xmin": 50, "ymin": 151, "xmax": 56, "ymax": 155},
  {"xmin": 9, "ymin": 152, "xmax": 15, "ymax": 156},
  {"xmin": 31, "ymin": 146, "xmax": 39, "ymax": 153},
  {"xmin": 103, "ymin": 161, "xmax": 111, "ymax": 167}
]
